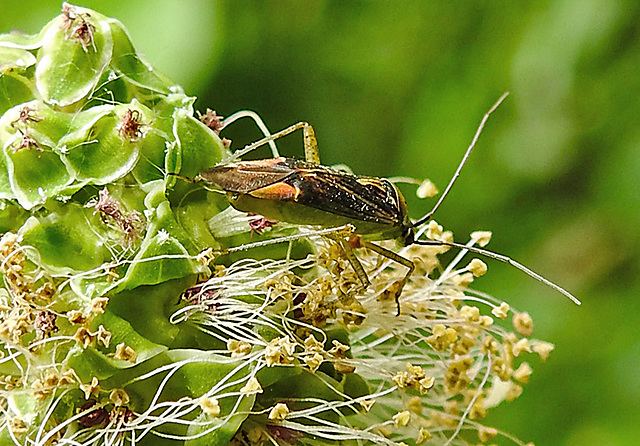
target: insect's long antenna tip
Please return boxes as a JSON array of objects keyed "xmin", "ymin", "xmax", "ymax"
[
  {"xmin": 412, "ymin": 92, "xmax": 510, "ymax": 228},
  {"xmin": 413, "ymin": 238, "xmax": 581, "ymax": 306}
]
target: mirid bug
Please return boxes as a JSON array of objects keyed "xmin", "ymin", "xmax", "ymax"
[{"xmin": 180, "ymin": 93, "xmax": 580, "ymax": 314}]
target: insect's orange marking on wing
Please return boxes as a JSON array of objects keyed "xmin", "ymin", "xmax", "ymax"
[{"xmin": 250, "ymin": 182, "xmax": 301, "ymax": 201}]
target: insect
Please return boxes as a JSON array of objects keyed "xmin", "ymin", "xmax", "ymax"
[{"xmin": 179, "ymin": 92, "xmax": 580, "ymax": 314}]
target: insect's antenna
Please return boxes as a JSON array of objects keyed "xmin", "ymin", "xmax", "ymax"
[
  {"xmin": 413, "ymin": 92, "xmax": 510, "ymax": 227},
  {"xmin": 413, "ymin": 238, "xmax": 581, "ymax": 306},
  {"xmin": 222, "ymin": 110, "xmax": 280, "ymax": 158}
]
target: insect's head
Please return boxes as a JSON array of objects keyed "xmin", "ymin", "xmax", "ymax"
[{"xmin": 399, "ymin": 224, "xmax": 415, "ymax": 246}]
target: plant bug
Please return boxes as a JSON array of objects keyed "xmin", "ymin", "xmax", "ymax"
[{"xmin": 179, "ymin": 92, "xmax": 581, "ymax": 314}]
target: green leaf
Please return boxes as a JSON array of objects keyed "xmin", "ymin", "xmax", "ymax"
[
  {"xmin": 0, "ymin": 20, "xmax": 51, "ymax": 50},
  {"xmin": 0, "ymin": 47, "xmax": 36, "ymax": 73},
  {"xmin": 35, "ymin": 9, "xmax": 113, "ymax": 106},
  {"xmin": 120, "ymin": 188, "xmax": 205, "ymax": 290},
  {"xmin": 0, "ymin": 74, "xmax": 34, "ymax": 116},
  {"xmin": 132, "ymin": 130, "xmax": 170, "ymax": 183},
  {"xmin": 0, "ymin": 202, "xmax": 28, "ymax": 233},
  {"xmin": 60, "ymin": 110, "xmax": 139, "ymax": 184},
  {"xmin": 172, "ymin": 108, "xmax": 225, "ymax": 179},
  {"xmin": 1, "ymin": 101, "xmax": 116, "ymax": 154},
  {"xmin": 0, "ymin": 148, "xmax": 13, "ymax": 200},
  {"xmin": 4, "ymin": 148, "xmax": 72, "ymax": 210},
  {"xmin": 19, "ymin": 205, "xmax": 111, "ymax": 273},
  {"xmin": 107, "ymin": 276, "xmax": 195, "ymax": 347}
]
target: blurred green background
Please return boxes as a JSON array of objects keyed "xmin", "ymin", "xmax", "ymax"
[{"xmin": 2, "ymin": 1, "xmax": 638, "ymax": 445}]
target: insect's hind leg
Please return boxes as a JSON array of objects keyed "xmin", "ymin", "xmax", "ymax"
[
  {"xmin": 227, "ymin": 121, "xmax": 321, "ymax": 164},
  {"xmin": 334, "ymin": 238, "xmax": 371, "ymax": 291}
]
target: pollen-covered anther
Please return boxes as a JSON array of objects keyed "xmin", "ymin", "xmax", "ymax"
[
  {"xmin": 0, "ymin": 375, "xmax": 23, "ymax": 391},
  {"xmin": 303, "ymin": 352, "xmax": 324, "ymax": 372},
  {"xmin": 481, "ymin": 335, "xmax": 499, "ymax": 354},
  {"xmin": 35, "ymin": 282, "xmax": 56, "ymax": 301},
  {"xmin": 479, "ymin": 315, "xmax": 494, "ymax": 327},
  {"xmin": 360, "ymin": 399, "xmax": 375, "ymax": 412},
  {"xmin": 426, "ymin": 324, "xmax": 458, "ymax": 351},
  {"xmin": 91, "ymin": 296, "xmax": 109, "ymax": 315},
  {"xmin": 334, "ymin": 360, "xmax": 356, "ymax": 374},
  {"xmin": 66, "ymin": 310, "xmax": 87, "ymax": 324},
  {"xmin": 95, "ymin": 325, "xmax": 112, "ymax": 347},
  {"xmin": 328, "ymin": 340, "xmax": 350, "ymax": 358},
  {"xmin": 506, "ymin": 382, "xmax": 523, "ymax": 401},
  {"xmin": 478, "ymin": 426, "xmax": 499, "ymax": 442},
  {"xmin": 196, "ymin": 248, "xmax": 216, "ymax": 265},
  {"xmin": 459, "ymin": 305, "xmax": 480, "ymax": 323},
  {"xmin": 303, "ymin": 334, "xmax": 324, "ymax": 352},
  {"xmin": 513, "ymin": 311, "xmax": 533, "ymax": 336},
  {"xmin": 264, "ymin": 335, "xmax": 296, "ymax": 366},
  {"xmin": 9, "ymin": 418, "xmax": 27, "ymax": 436},
  {"xmin": 392, "ymin": 410, "xmax": 411, "ymax": 427},
  {"xmin": 268, "ymin": 402, "xmax": 290, "ymax": 420},
  {"xmin": 73, "ymin": 326, "xmax": 94, "ymax": 348},
  {"xmin": 227, "ymin": 339, "xmax": 252, "ymax": 357},
  {"xmin": 426, "ymin": 220, "xmax": 443, "ymax": 239},
  {"xmin": 114, "ymin": 343, "xmax": 137, "ymax": 363},
  {"xmin": 31, "ymin": 378, "xmax": 52, "ymax": 401},
  {"xmin": 452, "ymin": 271, "xmax": 474, "ymax": 288},
  {"xmin": 492, "ymin": 357, "xmax": 513, "ymax": 381},
  {"xmin": 449, "ymin": 356, "xmax": 473, "ymax": 375},
  {"xmin": 513, "ymin": 362, "xmax": 533, "ymax": 384},
  {"xmin": 417, "ymin": 179, "xmax": 439, "ymax": 199},
  {"xmin": 240, "ymin": 377, "xmax": 263, "ymax": 395},
  {"xmin": 110, "ymin": 388, "xmax": 130, "ymax": 406},
  {"xmin": 471, "ymin": 230, "xmax": 492, "ymax": 247},
  {"xmin": 467, "ymin": 258, "xmax": 488, "ymax": 277},
  {"xmin": 532, "ymin": 341, "xmax": 554, "ymax": 361},
  {"xmin": 392, "ymin": 371, "xmax": 409, "ymax": 389},
  {"xmin": 512, "ymin": 338, "xmax": 531, "ymax": 357},
  {"xmin": 491, "ymin": 302, "xmax": 510, "ymax": 319},
  {"xmin": 452, "ymin": 334, "xmax": 478, "ymax": 355},
  {"xmin": 469, "ymin": 395, "xmax": 488, "ymax": 419},
  {"xmin": 80, "ymin": 376, "xmax": 100, "ymax": 399},
  {"xmin": 200, "ymin": 396, "xmax": 221, "ymax": 418},
  {"xmin": 416, "ymin": 427, "xmax": 432, "ymax": 444}
]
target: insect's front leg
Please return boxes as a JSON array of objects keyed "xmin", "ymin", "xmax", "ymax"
[{"xmin": 353, "ymin": 237, "xmax": 416, "ymax": 316}]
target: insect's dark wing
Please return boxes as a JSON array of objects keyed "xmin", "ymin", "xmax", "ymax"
[
  {"xmin": 288, "ymin": 167, "xmax": 402, "ymax": 224},
  {"xmin": 198, "ymin": 157, "xmax": 298, "ymax": 193}
]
